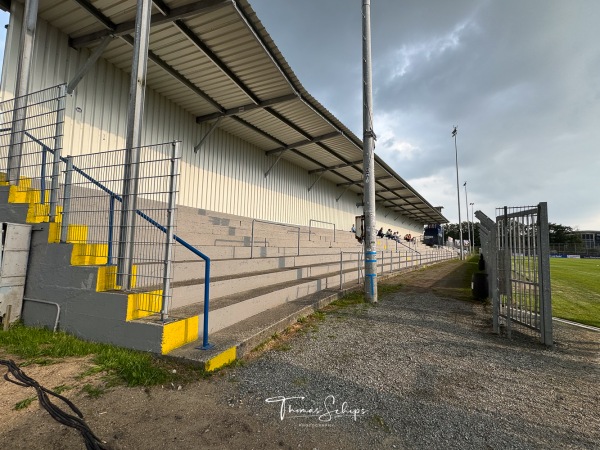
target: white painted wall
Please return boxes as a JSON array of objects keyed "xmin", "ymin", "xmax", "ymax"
[{"xmin": 1, "ymin": 2, "xmax": 424, "ymax": 236}]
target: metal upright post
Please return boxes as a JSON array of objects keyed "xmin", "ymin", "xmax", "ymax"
[
  {"xmin": 7, "ymin": 0, "xmax": 39, "ymax": 184},
  {"xmin": 362, "ymin": 0, "xmax": 377, "ymax": 303},
  {"xmin": 49, "ymin": 84, "xmax": 66, "ymax": 221},
  {"xmin": 117, "ymin": 0, "xmax": 152, "ymax": 289},
  {"xmin": 60, "ymin": 156, "xmax": 73, "ymax": 243},
  {"xmin": 470, "ymin": 202, "xmax": 475, "ymax": 250},
  {"xmin": 464, "ymin": 181, "xmax": 471, "ymax": 254},
  {"xmin": 161, "ymin": 141, "xmax": 180, "ymax": 322},
  {"xmin": 537, "ymin": 202, "xmax": 553, "ymax": 346},
  {"xmin": 452, "ymin": 127, "xmax": 464, "ymax": 259}
]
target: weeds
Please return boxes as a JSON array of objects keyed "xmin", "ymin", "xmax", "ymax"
[
  {"xmin": 0, "ymin": 324, "xmax": 205, "ymax": 387},
  {"xmin": 14, "ymin": 397, "xmax": 36, "ymax": 410},
  {"xmin": 81, "ymin": 384, "xmax": 105, "ymax": 398}
]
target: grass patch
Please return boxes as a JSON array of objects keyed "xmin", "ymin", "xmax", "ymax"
[
  {"xmin": 550, "ymin": 258, "xmax": 600, "ymax": 327},
  {"xmin": 52, "ymin": 385, "xmax": 73, "ymax": 395},
  {"xmin": 14, "ymin": 397, "xmax": 36, "ymax": 411},
  {"xmin": 0, "ymin": 324, "xmax": 207, "ymax": 387},
  {"xmin": 81, "ymin": 383, "xmax": 105, "ymax": 398}
]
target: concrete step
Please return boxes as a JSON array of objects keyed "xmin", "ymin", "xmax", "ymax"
[
  {"xmin": 169, "ymin": 259, "xmax": 361, "ymax": 309},
  {"xmin": 173, "ymin": 244, "xmax": 364, "ymax": 261},
  {"xmin": 172, "ymin": 252, "xmax": 362, "ymax": 282},
  {"xmin": 164, "ymin": 260, "xmax": 438, "ymax": 370}
]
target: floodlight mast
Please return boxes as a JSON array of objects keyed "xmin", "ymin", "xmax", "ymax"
[
  {"xmin": 464, "ymin": 181, "xmax": 471, "ymax": 254},
  {"xmin": 452, "ymin": 127, "xmax": 464, "ymax": 260},
  {"xmin": 362, "ymin": 0, "xmax": 377, "ymax": 303}
]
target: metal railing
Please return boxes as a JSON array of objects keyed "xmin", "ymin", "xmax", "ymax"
[
  {"xmin": 0, "ymin": 85, "xmax": 66, "ymax": 221},
  {"xmin": 339, "ymin": 251, "xmax": 364, "ymax": 289},
  {"xmin": 60, "ymin": 143, "xmax": 180, "ymax": 316},
  {"xmin": 339, "ymin": 246, "xmax": 455, "ymax": 290},
  {"xmin": 1, "ymin": 84, "xmax": 214, "ymax": 348},
  {"xmin": 250, "ymin": 218, "xmax": 300, "ymax": 258},
  {"xmin": 477, "ymin": 204, "xmax": 552, "ymax": 346},
  {"xmin": 309, "ymin": 219, "xmax": 336, "ymax": 243}
]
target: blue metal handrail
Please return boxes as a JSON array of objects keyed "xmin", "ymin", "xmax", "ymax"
[{"xmin": 21, "ymin": 135, "xmax": 213, "ymax": 349}]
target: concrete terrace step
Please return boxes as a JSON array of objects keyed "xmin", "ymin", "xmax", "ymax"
[
  {"xmin": 173, "ymin": 244, "xmax": 364, "ymax": 261},
  {"xmin": 164, "ymin": 264, "xmax": 426, "ymax": 369},
  {"xmin": 138, "ymin": 264, "xmax": 367, "ymax": 339},
  {"xmin": 172, "ymin": 252, "xmax": 362, "ymax": 282},
  {"xmin": 165, "ymin": 287, "xmax": 352, "ymax": 368},
  {"xmin": 169, "ymin": 259, "xmax": 361, "ymax": 309}
]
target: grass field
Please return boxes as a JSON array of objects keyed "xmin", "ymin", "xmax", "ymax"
[{"xmin": 550, "ymin": 258, "xmax": 600, "ymax": 328}]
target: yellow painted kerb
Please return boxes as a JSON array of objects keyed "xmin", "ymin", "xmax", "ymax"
[
  {"xmin": 205, "ymin": 347, "xmax": 237, "ymax": 372},
  {"xmin": 161, "ymin": 316, "xmax": 199, "ymax": 355},
  {"xmin": 126, "ymin": 289, "xmax": 162, "ymax": 321}
]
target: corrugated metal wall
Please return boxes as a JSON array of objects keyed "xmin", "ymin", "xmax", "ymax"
[{"xmin": 1, "ymin": 2, "xmax": 423, "ymax": 236}]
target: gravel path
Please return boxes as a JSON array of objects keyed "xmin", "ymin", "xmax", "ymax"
[
  {"xmin": 1, "ymin": 260, "xmax": 598, "ymax": 449},
  {"xmin": 229, "ymin": 261, "xmax": 600, "ymax": 449}
]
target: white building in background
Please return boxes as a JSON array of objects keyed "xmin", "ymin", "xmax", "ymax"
[{"xmin": 0, "ymin": 0, "xmax": 446, "ymax": 234}]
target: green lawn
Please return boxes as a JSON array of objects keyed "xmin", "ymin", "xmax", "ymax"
[{"xmin": 550, "ymin": 258, "xmax": 600, "ymax": 327}]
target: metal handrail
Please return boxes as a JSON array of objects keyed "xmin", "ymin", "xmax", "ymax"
[
  {"xmin": 23, "ymin": 137, "xmax": 214, "ymax": 349},
  {"xmin": 309, "ymin": 219, "xmax": 336, "ymax": 242},
  {"xmin": 394, "ymin": 238, "xmax": 421, "ymax": 255},
  {"xmin": 339, "ymin": 251, "xmax": 363, "ymax": 289},
  {"xmin": 250, "ymin": 218, "xmax": 300, "ymax": 258}
]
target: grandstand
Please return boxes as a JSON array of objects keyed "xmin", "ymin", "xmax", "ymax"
[{"xmin": 0, "ymin": 0, "xmax": 450, "ymax": 367}]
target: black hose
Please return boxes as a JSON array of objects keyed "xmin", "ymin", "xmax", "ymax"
[{"xmin": 1, "ymin": 359, "xmax": 109, "ymax": 450}]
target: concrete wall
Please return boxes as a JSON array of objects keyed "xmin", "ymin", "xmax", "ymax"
[{"xmin": 1, "ymin": 2, "xmax": 424, "ymax": 237}]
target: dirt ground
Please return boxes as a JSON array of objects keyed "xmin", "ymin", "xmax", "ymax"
[{"xmin": 1, "ymin": 260, "xmax": 598, "ymax": 450}]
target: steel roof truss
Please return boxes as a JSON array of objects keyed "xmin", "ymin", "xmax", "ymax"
[
  {"xmin": 196, "ymin": 93, "xmax": 299, "ymax": 123},
  {"xmin": 308, "ymin": 159, "xmax": 363, "ymax": 175},
  {"xmin": 70, "ymin": 0, "xmax": 232, "ymax": 48},
  {"xmin": 265, "ymin": 131, "xmax": 341, "ymax": 155}
]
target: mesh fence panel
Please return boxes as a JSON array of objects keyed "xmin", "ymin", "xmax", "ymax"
[{"xmin": 0, "ymin": 85, "xmax": 65, "ymax": 220}]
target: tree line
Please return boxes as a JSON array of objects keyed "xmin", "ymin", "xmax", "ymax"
[{"xmin": 440, "ymin": 222, "xmax": 581, "ymax": 247}]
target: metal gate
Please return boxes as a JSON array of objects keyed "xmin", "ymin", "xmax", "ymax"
[{"xmin": 476, "ymin": 203, "xmax": 552, "ymax": 346}]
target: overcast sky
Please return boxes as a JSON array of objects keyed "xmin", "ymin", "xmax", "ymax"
[
  {"xmin": 1, "ymin": 3, "xmax": 598, "ymax": 228},
  {"xmin": 249, "ymin": 0, "xmax": 600, "ymax": 229}
]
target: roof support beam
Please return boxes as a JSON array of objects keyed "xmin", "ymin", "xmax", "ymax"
[
  {"xmin": 0, "ymin": 0, "xmax": 11, "ymax": 12},
  {"xmin": 375, "ymin": 187, "xmax": 410, "ymax": 194},
  {"xmin": 337, "ymin": 175, "xmax": 392, "ymax": 187},
  {"xmin": 265, "ymin": 131, "xmax": 341, "ymax": 155},
  {"xmin": 196, "ymin": 93, "xmax": 299, "ymax": 123},
  {"xmin": 70, "ymin": 0, "xmax": 232, "ymax": 48},
  {"xmin": 193, "ymin": 117, "xmax": 222, "ymax": 153},
  {"xmin": 152, "ymin": 0, "xmax": 171, "ymax": 15},
  {"xmin": 175, "ymin": 19, "xmax": 259, "ymax": 105},
  {"xmin": 230, "ymin": 116, "xmax": 284, "ymax": 146},
  {"xmin": 307, "ymin": 172, "xmax": 325, "ymax": 192},
  {"xmin": 336, "ymin": 186, "xmax": 351, "ymax": 202},
  {"xmin": 338, "ymin": 180, "xmax": 363, "ymax": 187},
  {"xmin": 308, "ymin": 160, "xmax": 363, "ymax": 175},
  {"xmin": 264, "ymin": 150, "xmax": 289, "ymax": 178},
  {"xmin": 120, "ymin": 35, "xmax": 225, "ymax": 113},
  {"xmin": 67, "ymin": 35, "xmax": 115, "ymax": 94},
  {"xmin": 72, "ymin": 0, "xmax": 116, "ymax": 31}
]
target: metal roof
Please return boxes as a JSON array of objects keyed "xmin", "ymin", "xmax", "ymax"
[{"xmin": 6, "ymin": 0, "xmax": 447, "ymax": 224}]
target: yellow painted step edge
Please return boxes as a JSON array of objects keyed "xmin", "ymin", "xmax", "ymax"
[
  {"xmin": 48, "ymin": 222, "xmax": 86, "ymax": 244},
  {"xmin": 204, "ymin": 347, "xmax": 237, "ymax": 372},
  {"xmin": 70, "ymin": 243, "xmax": 108, "ymax": 266},
  {"xmin": 126, "ymin": 289, "xmax": 163, "ymax": 321},
  {"xmin": 96, "ymin": 265, "xmax": 137, "ymax": 292},
  {"xmin": 161, "ymin": 316, "xmax": 199, "ymax": 355}
]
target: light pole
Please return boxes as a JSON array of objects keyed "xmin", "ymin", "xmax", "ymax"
[
  {"xmin": 452, "ymin": 127, "xmax": 464, "ymax": 259},
  {"xmin": 362, "ymin": 0, "xmax": 377, "ymax": 303},
  {"xmin": 470, "ymin": 202, "xmax": 475, "ymax": 249},
  {"xmin": 463, "ymin": 181, "xmax": 471, "ymax": 254}
]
